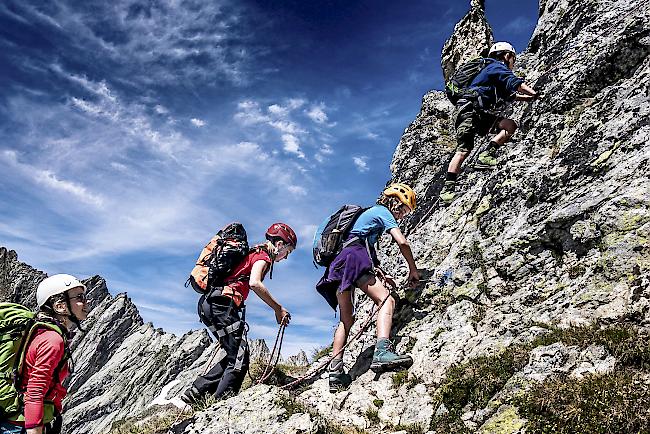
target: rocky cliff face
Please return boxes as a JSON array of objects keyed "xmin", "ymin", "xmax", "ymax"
[
  {"xmin": 153, "ymin": 0, "xmax": 650, "ymax": 431},
  {"xmin": 440, "ymin": 0, "xmax": 493, "ymax": 81},
  {"xmin": 2, "ymin": 0, "xmax": 649, "ymax": 433}
]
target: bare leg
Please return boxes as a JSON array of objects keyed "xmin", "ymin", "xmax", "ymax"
[
  {"xmin": 490, "ymin": 118, "xmax": 517, "ymax": 146},
  {"xmin": 447, "ymin": 151, "xmax": 470, "ymax": 175},
  {"xmin": 332, "ymin": 290, "xmax": 355, "ymax": 359},
  {"xmin": 359, "ymin": 276, "xmax": 394, "ymax": 339}
]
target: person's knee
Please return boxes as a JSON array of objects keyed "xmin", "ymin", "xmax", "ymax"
[
  {"xmin": 376, "ymin": 291, "xmax": 394, "ymax": 307},
  {"xmin": 501, "ymin": 118, "xmax": 517, "ymax": 135},
  {"xmin": 341, "ymin": 315, "xmax": 355, "ymax": 331}
]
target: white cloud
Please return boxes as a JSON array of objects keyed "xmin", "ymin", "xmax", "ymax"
[
  {"xmin": 30, "ymin": 0, "xmax": 256, "ymax": 86},
  {"xmin": 353, "ymin": 156, "xmax": 370, "ymax": 173},
  {"xmin": 154, "ymin": 105, "xmax": 169, "ymax": 114},
  {"xmin": 60, "ymin": 72, "xmax": 189, "ymax": 157},
  {"xmin": 287, "ymin": 185, "xmax": 307, "ymax": 196},
  {"xmin": 287, "ymin": 98, "xmax": 306, "ymax": 110},
  {"xmin": 281, "ymin": 134, "xmax": 305, "ymax": 159},
  {"xmin": 365, "ymin": 132, "xmax": 380, "ymax": 140},
  {"xmin": 314, "ymin": 144, "xmax": 334, "ymax": 163},
  {"xmin": 1, "ymin": 150, "xmax": 104, "ymax": 207},
  {"xmin": 268, "ymin": 120, "xmax": 304, "ymax": 134},
  {"xmin": 268, "ymin": 104, "xmax": 288, "ymax": 117},
  {"xmin": 190, "ymin": 118, "xmax": 206, "ymax": 127},
  {"xmin": 234, "ymin": 100, "xmax": 269, "ymax": 125},
  {"xmin": 306, "ymin": 103, "xmax": 328, "ymax": 124}
]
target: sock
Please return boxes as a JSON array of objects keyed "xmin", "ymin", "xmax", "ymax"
[
  {"xmin": 486, "ymin": 141, "xmax": 499, "ymax": 152},
  {"xmin": 445, "ymin": 172, "xmax": 458, "ymax": 182}
]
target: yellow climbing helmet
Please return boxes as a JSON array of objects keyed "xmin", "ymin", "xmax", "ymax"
[{"xmin": 383, "ymin": 183, "xmax": 416, "ymax": 211}]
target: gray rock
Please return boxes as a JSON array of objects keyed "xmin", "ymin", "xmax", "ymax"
[
  {"xmin": 441, "ymin": 0, "xmax": 493, "ymax": 81},
  {"xmin": 286, "ymin": 350, "xmax": 309, "ymax": 367},
  {"xmin": 2, "ymin": 0, "xmax": 649, "ymax": 432}
]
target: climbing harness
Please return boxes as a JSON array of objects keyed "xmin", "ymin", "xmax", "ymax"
[{"xmin": 198, "ymin": 293, "xmax": 249, "ymax": 374}]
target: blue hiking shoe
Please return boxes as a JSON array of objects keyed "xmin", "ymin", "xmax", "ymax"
[{"xmin": 370, "ymin": 339, "xmax": 413, "ymax": 373}]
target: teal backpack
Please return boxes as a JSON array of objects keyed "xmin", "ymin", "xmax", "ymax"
[{"xmin": 0, "ymin": 303, "xmax": 67, "ymax": 424}]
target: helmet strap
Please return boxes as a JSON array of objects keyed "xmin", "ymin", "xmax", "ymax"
[{"xmin": 64, "ymin": 293, "xmax": 86, "ymax": 332}]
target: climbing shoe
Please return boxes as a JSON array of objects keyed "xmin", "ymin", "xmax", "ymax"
[
  {"xmin": 439, "ymin": 181, "xmax": 456, "ymax": 205},
  {"xmin": 181, "ymin": 386, "xmax": 202, "ymax": 405},
  {"xmin": 475, "ymin": 149, "xmax": 498, "ymax": 169},
  {"xmin": 328, "ymin": 357, "xmax": 352, "ymax": 392},
  {"xmin": 370, "ymin": 339, "xmax": 413, "ymax": 373},
  {"xmin": 329, "ymin": 371, "xmax": 353, "ymax": 392}
]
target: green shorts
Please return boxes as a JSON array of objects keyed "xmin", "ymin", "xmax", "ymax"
[{"xmin": 454, "ymin": 100, "xmax": 504, "ymax": 153}]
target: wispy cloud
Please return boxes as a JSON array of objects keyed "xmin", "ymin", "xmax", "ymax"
[
  {"xmin": 353, "ymin": 156, "xmax": 370, "ymax": 173},
  {"xmin": 281, "ymin": 134, "xmax": 306, "ymax": 159},
  {"xmin": 306, "ymin": 103, "xmax": 330, "ymax": 125},
  {"xmin": 234, "ymin": 97, "xmax": 337, "ymax": 163},
  {"xmin": 314, "ymin": 144, "xmax": 334, "ymax": 163},
  {"xmin": 1, "ymin": 150, "xmax": 104, "ymax": 207},
  {"xmin": 13, "ymin": 0, "xmax": 261, "ymax": 87}
]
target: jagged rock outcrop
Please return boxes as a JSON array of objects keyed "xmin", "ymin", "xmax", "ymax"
[
  {"xmin": 440, "ymin": 0, "xmax": 493, "ymax": 81},
  {"xmin": 286, "ymin": 350, "xmax": 309, "ymax": 367},
  {"xmin": 249, "ymin": 338, "xmax": 274, "ymax": 363},
  {"xmin": 2, "ymin": 0, "xmax": 649, "ymax": 432},
  {"xmin": 0, "ymin": 248, "xmax": 216, "ymax": 434}
]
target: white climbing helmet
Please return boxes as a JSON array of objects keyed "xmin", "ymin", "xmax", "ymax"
[
  {"xmin": 36, "ymin": 274, "xmax": 86, "ymax": 308},
  {"xmin": 489, "ymin": 41, "xmax": 516, "ymax": 57}
]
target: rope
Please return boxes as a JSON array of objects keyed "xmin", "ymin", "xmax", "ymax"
[
  {"xmin": 255, "ymin": 316, "xmax": 288, "ymax": 384},
  {"xmin": 280, "ymin": 277, "xmax": 396, "ymax": 390},
  {"xmin": 202, "ymin": 345, "xmax": 221, "ymax": 376}
]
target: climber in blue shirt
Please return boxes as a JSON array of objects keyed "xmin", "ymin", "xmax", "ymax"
[{"xmin": 440, "ymin": 42, "xmax": 539, "ymax": 205}]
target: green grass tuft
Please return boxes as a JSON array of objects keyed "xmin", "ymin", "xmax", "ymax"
[{"xmin": 516, "ymin": 369, "xmax": 650, "ymax": 433}]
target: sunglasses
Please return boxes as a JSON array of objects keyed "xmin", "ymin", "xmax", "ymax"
[{"xmin": 69, "ymin": 293, "xmax": 88, "ymax": 303}]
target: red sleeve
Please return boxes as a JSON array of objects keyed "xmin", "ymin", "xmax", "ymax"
[{"xmin": 23, "ymin": 330, "xmax": 66, "ymax": 428}]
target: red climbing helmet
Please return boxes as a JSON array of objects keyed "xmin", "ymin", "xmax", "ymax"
[{"xmin": 266, "ymin": 223, "xmax": 298, "ymax": 247}]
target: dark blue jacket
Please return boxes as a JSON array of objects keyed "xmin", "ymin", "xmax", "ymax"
[{"xmin": 468, "ymin": 59, "xmax": 524, "ymax": 110}]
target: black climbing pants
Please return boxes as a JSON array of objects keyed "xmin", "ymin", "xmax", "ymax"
[{"xmin": 192, "ymin": 294, "xmax": 250, "ymax": 400}]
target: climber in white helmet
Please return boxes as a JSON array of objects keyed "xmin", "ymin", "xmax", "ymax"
[
  {"xmin": 0, "ymin": 274, "xmax": 88, "ymax": 434},
  {"xmin": 440, "ymin": 41, "xmax": 539, "ymax": 205}
]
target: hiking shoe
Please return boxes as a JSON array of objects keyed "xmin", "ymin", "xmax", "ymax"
[
  {"xmin": 329, "ymin": 371, "xmax": 352, "ymax": 393},
  {"xmin": 181, "ymin": 386, "xmax": 202, "ymax": 405},
  {"xmin": 439, "ymin": 181, "xmax": 456, "ymax": 205},
  {"xmin": 475, "ymin": 150, "xmax": 498, "ymax": 169},
  {"xmin": 370, "ymin": 339, "xmax": 413, "ymax": 373}
]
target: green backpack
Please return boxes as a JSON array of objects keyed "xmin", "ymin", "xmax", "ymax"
[{"xmin": 0, "ymin": 303, "xmax": 67, "ymax": 423}]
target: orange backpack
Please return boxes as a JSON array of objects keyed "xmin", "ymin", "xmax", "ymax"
[{"xmin": 186, "ymin": 223, "xmax": 249, "ymax": 294}]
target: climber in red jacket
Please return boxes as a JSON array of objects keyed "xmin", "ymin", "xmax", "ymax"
[{"xmin": 0, "ymin": 274, "xmax": 88, "ymax": 434}]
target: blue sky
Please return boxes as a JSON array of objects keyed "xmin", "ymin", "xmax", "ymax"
[{"xmin": 0, "ymin": 0, "xmax": 537, "ymax": 357}]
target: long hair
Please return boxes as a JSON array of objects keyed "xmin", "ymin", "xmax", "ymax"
[
  {"xmin": 251, "ymin": 241, "xmax": 275, "ymax": 279},
  {"xmin": 376, "ymin": 194, "xmax": 403, "ymax": 215}
]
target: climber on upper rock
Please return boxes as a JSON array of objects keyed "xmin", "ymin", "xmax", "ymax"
[{"xmin": 440, "ymin": 41, "xmax": 539, "ymax": 205}]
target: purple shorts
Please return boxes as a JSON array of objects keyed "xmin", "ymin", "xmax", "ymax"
[{"xmin": 316, "ymin": 243, "xmax": 374, "ymax": 309}]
